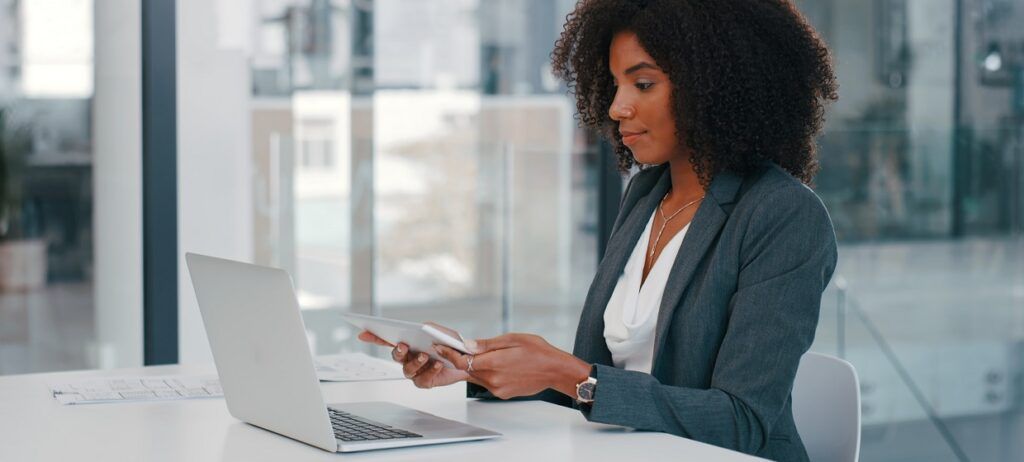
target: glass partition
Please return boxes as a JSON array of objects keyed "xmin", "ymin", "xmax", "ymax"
[
  {"xmin": 802, "ymin": 0, "xmax": 1024, "ymax": 460},
  {"xmin": 178, "ymin": 0, "xmax": 599, "ymax": 361},
  {"xmin": 0, "ymin": 0, "xmax": 144, "ymax": 374}
]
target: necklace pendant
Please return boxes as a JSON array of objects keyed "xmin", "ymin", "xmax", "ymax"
[{"xmin": 647, "ymin": 191, "xmax": 704, "ymax": 268}]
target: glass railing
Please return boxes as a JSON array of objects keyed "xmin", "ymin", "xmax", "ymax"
[{"xmin": 814, "ymin": 233, "xmax": 1024, "ymax": 461}]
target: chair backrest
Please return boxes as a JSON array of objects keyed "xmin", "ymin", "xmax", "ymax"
[{"xmin": 791, "ymin": 352, "xmax": 861, "ymax": 462}]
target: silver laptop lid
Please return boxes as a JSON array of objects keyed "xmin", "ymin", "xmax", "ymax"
[{"xmin": 185, "ymin": 253, "xmax": 337, "ymax": 452}]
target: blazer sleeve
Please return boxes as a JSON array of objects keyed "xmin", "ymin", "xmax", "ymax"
[{"xmin": 580, "ymin": 185, "xmax": 838, "ymax": 455}]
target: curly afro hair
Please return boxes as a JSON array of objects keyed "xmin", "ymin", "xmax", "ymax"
[{"xmin": 551, "ymin": 0, "xmax": 838, "ymax": 185}]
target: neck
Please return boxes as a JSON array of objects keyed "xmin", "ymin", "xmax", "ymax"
[{"xmin": 666, "ymin": 155, "xmax": 705, "ymax": 201}]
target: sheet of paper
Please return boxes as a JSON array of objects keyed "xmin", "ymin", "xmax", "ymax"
[
  {"xmin": 50, "ymin": 353, "xmax": 405, "ymax": 405},
  {"xmin": 50, "ymin": 375, "xmax": 222, "ymax": 405}
]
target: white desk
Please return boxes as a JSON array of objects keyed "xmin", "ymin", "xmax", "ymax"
[{"xmin": 0, "ymin": 365, "xmax": 766, "ymax": 461}]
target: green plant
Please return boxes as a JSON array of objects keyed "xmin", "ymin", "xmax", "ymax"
[{"xmin": 0, "ymin": 107, "xmax": 33, "ymax": 240}]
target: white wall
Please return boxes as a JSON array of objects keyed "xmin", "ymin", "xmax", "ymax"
[
  {"xmin": 92, "ymin": 0, "xmax": 142, "ymax": 369},
  {"xmin": 176, "ymin": 0, "xmax": 254, "ymax": 364}
]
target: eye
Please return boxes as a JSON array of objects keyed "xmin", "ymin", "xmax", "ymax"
[{"xmin": 635, "ymin": 81, "xmax": 654, "ymax": 91}]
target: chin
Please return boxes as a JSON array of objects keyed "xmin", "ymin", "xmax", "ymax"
[{"xmin": 630, "ymin": 150, "xmax": 671, "ymax": 167}]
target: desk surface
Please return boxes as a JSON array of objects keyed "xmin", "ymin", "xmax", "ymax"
[{"xmin": 0, "ymin": 365, "xmax": 765, "ymax": 461}]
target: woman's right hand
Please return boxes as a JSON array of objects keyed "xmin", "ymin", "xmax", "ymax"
[{"xmin": 357, "ymin": 330, "xmax": 470, "ymax": 389}]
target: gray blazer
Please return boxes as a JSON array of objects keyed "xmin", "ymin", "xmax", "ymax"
[{"xmin": 469, "ymin": 162, "xmax": 837, "ymax": 461}]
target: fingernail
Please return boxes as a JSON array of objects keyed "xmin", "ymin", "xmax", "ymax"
[
  {"xmin": 433, "ymin": 362, "xmax": 442, "ymax": 370},
  {"xmin": 418, "ymin": 354, "xmax": 427, "ymax": 363},
  {"xmin": 396, "ymin": 345, "xmax": 405, "ymax": 354},
  {"xmin": 464, "ymin": 339, "xmax": 478, "ymax": 353}
]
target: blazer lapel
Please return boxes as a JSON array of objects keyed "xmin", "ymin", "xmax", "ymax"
[
  {"xmin": 573, "ymin": 167, "xmax": 671, "ymax": 364},
  {"xmin": 650, "ymin": 170, "xmax": 745, "ymax": 365}
]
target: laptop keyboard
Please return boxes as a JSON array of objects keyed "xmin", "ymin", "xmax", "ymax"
[{"xmin": 328, "ymin": 408, "xmax": 423, "ymax": 442}]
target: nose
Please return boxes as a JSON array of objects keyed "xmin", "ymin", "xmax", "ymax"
[{"xmin": 608, "ymin": 95, "xmax": 635, "ymax": 121}]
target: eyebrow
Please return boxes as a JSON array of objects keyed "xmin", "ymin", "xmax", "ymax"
[{"xmin": 624, "ymin": 62, "xmax": 660, "ymax": 75}]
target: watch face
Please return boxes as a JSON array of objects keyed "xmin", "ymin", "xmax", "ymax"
[{"xmin": 578, "ymin": 382, "xmax": 595, "ymax": 401}]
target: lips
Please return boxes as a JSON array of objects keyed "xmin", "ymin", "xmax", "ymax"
[{"xmin": 620, "ymin": 130, "xmax": 647, "ymax": 145}]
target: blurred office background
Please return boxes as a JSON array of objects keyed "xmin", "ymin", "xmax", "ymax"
[{"xmin": 0, "ymin": 1, "xmax": 1021, "ymax": 460}]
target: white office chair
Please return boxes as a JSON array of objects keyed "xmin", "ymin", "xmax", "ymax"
[{"xmin": 791, "ymin": 352, "xmax": 861, "ymax": 462}]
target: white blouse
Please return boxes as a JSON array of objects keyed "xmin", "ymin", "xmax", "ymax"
[{"xmin": 603, "ymin": 209, "xmax": 689, "ymax": 373}]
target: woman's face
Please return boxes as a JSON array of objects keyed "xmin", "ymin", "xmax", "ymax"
[{"xmin": 608, "ymin": 31, "xmax": 682, "ymax": 166}]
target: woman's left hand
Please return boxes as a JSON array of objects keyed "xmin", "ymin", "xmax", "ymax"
[{"xmin": 434, "ymin": 333, "xmax": 591, "ymax": 399}]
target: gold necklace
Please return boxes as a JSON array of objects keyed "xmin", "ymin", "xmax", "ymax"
[{"xmin": 648, "ymin": 192, "xmax": 704, "ymax": 262}]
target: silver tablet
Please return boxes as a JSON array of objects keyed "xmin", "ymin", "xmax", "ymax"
[{"xmin": 339, "ymin": 312, "xmax": 469, "ymax": 366}]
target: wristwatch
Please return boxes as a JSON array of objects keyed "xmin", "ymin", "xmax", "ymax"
[{"xmin": 575, "ymin": 376, "xmax": 597, "ymax": 404}]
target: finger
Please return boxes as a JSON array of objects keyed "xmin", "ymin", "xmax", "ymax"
[
  {"xmin": 402, "ymin": 352, "xmax": 431, "ymax": 378},
  {"xmin": 433, "ymin": 345, "xmax": 471, "ymax": 370},
  {"xmin": 466, "ymin": 333, "xmax": 520, "ymax": 354},
  {"xmin": 465, "ymin": 351, "xmax": 497, "ymax": 372},
  {"xmin": 391, "ymin": 343, "xmax": 410, "ymax": 362},
  {"xmin": 357, "ymin": 331, "xmax": 393, "ymax": 347},
  {"xmin": 412, "ymin": 361, "xmax": 443, "ymax": 388},
  {"xmin": 359, "ymin": 331, "xmax": 391, "ymax": 346}
]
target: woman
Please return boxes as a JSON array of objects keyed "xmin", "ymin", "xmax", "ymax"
[{"xmin": 360, "ymin": 0, "xmax": 838, "ymax": 460}]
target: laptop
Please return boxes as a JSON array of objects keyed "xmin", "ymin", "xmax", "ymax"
[{"xmin": 185, "ymin": 252, "xmax": 501, "ymax": 452}]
